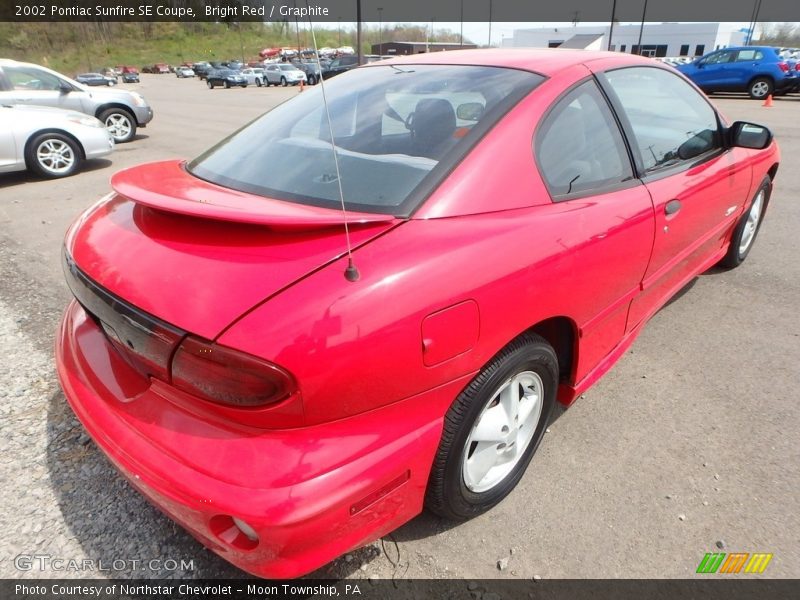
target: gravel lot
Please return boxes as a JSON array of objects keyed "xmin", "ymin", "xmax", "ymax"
[{"xmin": 0, "ymin": 75, "xmax": 798, "ymax": 580}]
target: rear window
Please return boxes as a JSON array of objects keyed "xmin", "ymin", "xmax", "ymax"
[{"xmin": 188, "ymin": 64, "xmax": 542, "ymax": 216}]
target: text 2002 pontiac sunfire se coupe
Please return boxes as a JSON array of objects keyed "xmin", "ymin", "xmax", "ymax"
[{"xmin": 56, "ymin": 50, "xmax": 779, "ymax": 578}]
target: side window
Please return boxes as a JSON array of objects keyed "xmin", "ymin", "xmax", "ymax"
[
  {"xmin": 535, "ymin": 80, "xmax": 632, "ymax": 199},
  {"xmin": 603, "ymin": 67, "xmax": 720, "ymax": 173},
  {"xmin": 5, "ymin": 66, "xmax": 63, "ymax": 91},
  {"xmin": 736, "ymin": 49, "xmax": 762, "ymax": 61},
  {"xmin": 704, "ymin": 51, "xmax": 735, "ymax": 64}
]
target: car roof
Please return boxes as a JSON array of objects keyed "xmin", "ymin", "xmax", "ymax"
[
  {"xmin": 371, "ymin": 48, "xmax": 660, "ymax": 76},
  {"xmin": 715, "ymin": 46, "xmax": 777, "ymax": 52}
]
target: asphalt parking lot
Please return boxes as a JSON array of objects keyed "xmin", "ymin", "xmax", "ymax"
[{"xmin": 0, "ymin": 75, "xmax": 798, "ymax": 580}]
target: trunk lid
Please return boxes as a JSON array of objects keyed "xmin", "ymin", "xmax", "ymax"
[{"xmin": 66, "ymin": 160, "xmax": 398, "ymax": 340}]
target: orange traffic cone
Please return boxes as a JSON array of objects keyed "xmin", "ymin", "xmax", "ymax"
[
  {"xmin": 299, "ymin": 79, "xmax": 304, "ymax": 93},
  {"xmin": 763, "ymin": 94, "xmax": 773, "ymax": 107}
]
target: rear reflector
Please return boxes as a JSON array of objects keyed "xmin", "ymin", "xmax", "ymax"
[{"xmin": 170, "ymin": 336, "xmax": 296, "ymax": 408}]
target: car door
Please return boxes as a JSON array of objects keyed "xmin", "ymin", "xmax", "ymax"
[
  {"xmin": 727, "ymin": 48, "xmax": 765, "ymax": 91},
  {"xmin": 533, "ymin": 78, "xmax": 655, "ymax": 375},
  {"xmin": 0, "ymin": 111, "xmax": 18, "ymax": 171},
  {"xmin": 598, "ymin": 66, "xmax": 752, "ymax": 330},
  {"xmin": 0, "ymin": 64, "xmax": 88, "ymax": 113},
  {"xmin": 265, "ymin": 65, "xmax": 279, "ymax": 84},
  {"xmin": 692, "ymin": 50, "xmax": 737, "ymax": 89}
]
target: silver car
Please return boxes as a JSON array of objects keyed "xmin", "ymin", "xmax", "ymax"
[
  {"xmin": 0, "ymin": 59, "xmax": 154, "ymax": 143},
  {"xmin": 240, "ymin": 67, "xmax": 265, "ymax": 86},
  {"xmin": 0, "ymin": 104, "xmax": 113, "ymax": 178},
  {"xmin": 263, "ymin": 63, "xmax": 307, "ymax": 86}
]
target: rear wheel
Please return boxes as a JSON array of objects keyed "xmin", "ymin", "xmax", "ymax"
[
  {"xmin": 719, "ymin": 176, "xmax": 770, "ymax": 268},
  {"xmin": 256, "ymin": 79, "xmax": 262, "ymax": 87},
  {"xmin": 281, "ymin": 77, "xmax": 287, "ymax": 87},
  {"xmin": 224, "ymin": 81, "xmax": 230, "ymax": 89},
  {"xmin": 307, "ymin": 74, "xmax": 316, "ymax": 85},
  {"xmin": 207, "ymin": 81, "xmax": 213, "ymax": 89},
  {"xmin": 425, "ymin": 334, "xmax": 557, "ymax": 520},
  {"xmin": 748, "ymin": 77, "xmax": 773, "ymax": 99},
  {"xmin": 26, "ymin": 132, "xmax": 82, "ymax": 178}
]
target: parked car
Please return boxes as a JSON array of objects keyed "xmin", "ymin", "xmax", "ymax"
[
  {"xmin": 100, "ymin": 67, "xmax": 119, "ymax": 82},
  {"xmin": 121, "ymin": 71, "xmax": 139, "ymax": 83},
  {"xmin": 75, "ymin": 73, "xmax": 116, "ymax": 87},
  {"xmin": 192, "ymin": 62, "xmax": 212, "ymax": 80},
  {"xmin": 0, "ymin": 104, "xmax": 113, "ymax": 178},
  {"xmin": 263, "ymin": 63, "xmax": 306, "ymax": 86},
  {"xmin": 0, "ymin": 59, "xmax": 154, "ymax": 143},
  {"xmin": 175, "ymin": 67, "xmax": 195, "ymax": 78},
  {"xmin": 322, "ymin": 55, "xmax": 359, "ymax": 79},
  {"xmin": 56, "ymin": 50, "xmax": 778, "ymax": 579},
  {"xmin": 676, "ymin": 46, "xmax": 800, "ymax": 98},
  {"xmin": 206, "ymin": 68, "xmax": 247, "ymax": 89},
  {"xmin": 240, "ymin": 67, "xmax": 265, "ymax": 86},
  {"xmin": 290, "ymin": 60, "xmax": 321, "ymax": 85},
  {"xmin": 153, "ymin": 63, "xmax": 170, "ymax": 74}
]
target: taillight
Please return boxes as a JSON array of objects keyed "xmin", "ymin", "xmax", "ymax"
[
  {"xmin": 778, "ymin": 62, "xmax": 789, "ymax": 72},
  {"xmin": 170, "ymin": 336, "xmax": 296, "ymax": 408},
  {"xmin": 796, "ymin": 63, "xmax": 800, "ymax": 72}
]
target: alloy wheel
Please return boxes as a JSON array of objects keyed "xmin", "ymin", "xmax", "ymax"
[
  {"xmin": 35, "ymin": 138, "xmax": 75, "ymax": 175},
  {"xmin": 738, "ymin": 189, "xmax": 764, "ymax": 255},
  {"xmin": 105, "ymin": 113, "xmax": 131, "ymax": 141},
  {"xmin": 462, "ymin": 370, "xmax": 544, "ymax": 493}
]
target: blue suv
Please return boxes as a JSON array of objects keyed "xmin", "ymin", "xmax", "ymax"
[{"xmin": 676, "ymin": 46, "xmax": 799, "ymax": 99}]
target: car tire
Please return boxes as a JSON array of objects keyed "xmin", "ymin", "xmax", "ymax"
[
  {"xmin": 256, "ymin": 79, "xmax": 262, "ymax": 87},
  {"xmin": 225, "ymin": 81, "xmax": 230, "ymax": 89},
  {"xmin": 425, "ymin": 333, "xmax": 558, "ymax": 520},
  {"xmin": 98, "ymin": 108, "xmax": 136, "ymax": 143},
  {"xmin": 25, "ymin": 132, "xmax": 82, "ymax": 179},
  {"xmin": 307, "ymin": 74, "xmax": 316, "ymax": 85},
  {"xmin": 719, "ymin": 176, "xmax": 771, "ymax": 268},
  {"xmin": 281, "ymin": 77, "xmax": 287, "ymax": 87},
  {"xmin": 207, "ymin": 81, "xmax": 214, "ymax": 89},
  {"xmin": 748, "ymin": 77, "xmax": 773, "ymax": 99}
]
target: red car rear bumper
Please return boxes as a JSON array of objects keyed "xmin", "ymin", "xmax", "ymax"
[{"xmin": 56, "ymin": 300, "xmax": 468, "ymax": 578}]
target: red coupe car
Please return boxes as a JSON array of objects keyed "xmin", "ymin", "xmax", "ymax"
[{"xmin": 56, "ymin": 49, "xmax": 778, "ymax": 578}]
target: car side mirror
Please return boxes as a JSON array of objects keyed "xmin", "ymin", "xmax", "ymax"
[
  {"xmin": 456, "ymin": 102, "xmax": 484, "ymax": 121},
  {"xmin": 59, "ymin": 82, "xmax": 72, "ymax": 94},
  {"xmin": 695, "ymin": 60, "xmax": 705, "ymax": 68},
  {"xmin": 729, "ymin": 121, "xmax": 772, "ymax": 150}
]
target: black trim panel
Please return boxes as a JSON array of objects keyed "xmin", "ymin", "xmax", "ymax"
[{"xmin": 63, "ymin": 249, "xmax": 185, "ymax": 381}]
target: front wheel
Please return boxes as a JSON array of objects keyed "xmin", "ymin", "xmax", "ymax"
[
  {"xmin": 207, "ymin": 81, "xmax": 213, "ymax": 89},
  {"xmin": 425, "ymin": 334, "xmax": 558, "ymax": 520},
  {"xmin": 99, "ymin": 108, "xmax": 136, "ymax": 143},
  {"xmin": 748, "ymin": 77, "xmax": 773, "ymax": 99},
  {"xmin": 256, "ymin": 79, "xmax": 262, "ymax": 87},
  {"xmin": 26, "ymin": 132, "xmax": 82, "ymax": 178},
  {"xmin": 307, "ymin": 74, "xmax": 316, "ymax": 85},
  {"xmin": 280, "ymin": 77, "xmax": 287, "ymax": 87},
  {"xmin": 719, "ymin": 176, "xmax": 770, "ymax": 268},
  {"xmin": 224, "ymin": 81, "xmax": 230, "ymax": 89}
]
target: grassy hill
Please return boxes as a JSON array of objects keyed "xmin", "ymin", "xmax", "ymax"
[{"xmin": 0, "ymin": 22, "xmax": 468, "ymax": 75}]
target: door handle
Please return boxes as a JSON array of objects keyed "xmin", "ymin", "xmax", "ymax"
[{"xmin": 665, "ymin": 199, "xmax": 682, "ymax": 216}]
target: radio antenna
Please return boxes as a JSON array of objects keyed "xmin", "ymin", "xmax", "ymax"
[{"xmin": 305, "ymin": 5, "xmax": 360, "ymax": 282}]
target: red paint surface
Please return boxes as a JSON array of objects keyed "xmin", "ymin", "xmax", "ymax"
[{"xmin": 56, "ymin": 49, "xmax": 780, "ymax": 578}]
